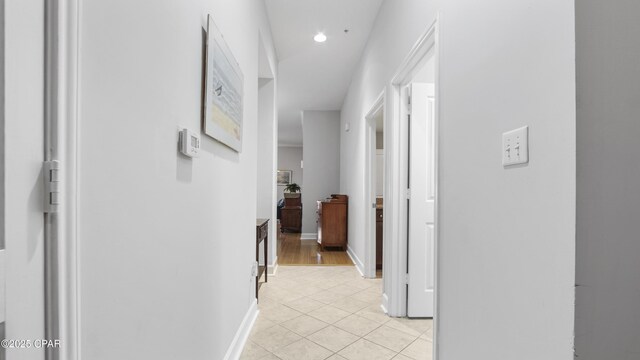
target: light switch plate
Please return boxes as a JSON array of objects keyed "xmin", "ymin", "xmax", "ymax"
[{"xmin": 502, "ymin": 126, "xmax": 529, "ymax": 166}]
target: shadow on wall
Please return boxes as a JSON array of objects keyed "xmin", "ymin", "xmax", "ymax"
[
  {"xmin": 27, "ymin": 167, "xmax": 44, "ymax": 261},
  {"xmin": 176, "ymin": 139, "xmax": 194, "ymax": 183}
]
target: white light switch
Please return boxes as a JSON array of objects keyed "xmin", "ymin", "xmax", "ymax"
[{"xmin": 502, "ymin": 126, "xmax": 529, "ymax": 166}]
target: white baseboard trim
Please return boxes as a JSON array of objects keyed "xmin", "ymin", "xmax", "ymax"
[
  {"xmin": 0, "ymin": 250, "xmax": 5, "ymax": 323},
  {"xmin": 300, "ymin": 233, "xmax": 317, "ymax": 240},
  {"xmin": 223, "ymin": 299, "xmax": 259, "ymax": 360},
  {"xmin": 346, "ymin": 246, "xmax": 364, "ymax": 277},
  {"xmin": 268, "ymin": 257, "xmax": 278, "ymax": 276},
  {"xmin": 381, "ymin": 293, "xmax": 389, "ymax": 314}
]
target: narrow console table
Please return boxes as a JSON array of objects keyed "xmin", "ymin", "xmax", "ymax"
[{"xmin": 256, "ymin": 219, "xmax": 269, "ymax": 301}]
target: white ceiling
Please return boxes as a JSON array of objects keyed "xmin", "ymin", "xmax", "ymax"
[{"xmin": 265, "ymin": 0, "xmax": 384, "ymax": 146}]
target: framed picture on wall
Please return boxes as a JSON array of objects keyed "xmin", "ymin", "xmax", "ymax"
[
  {"xmin": 277, "ymin": 170, "xmax": 292, "ymax": 186},
  {"xmin": 203, "ymin": 14, "xmax": 244, "ymax": 152}
]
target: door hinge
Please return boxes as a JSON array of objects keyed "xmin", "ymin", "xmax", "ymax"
[
  {"xmin": 407, "ymin": 95, "xmax": 412, "ymax": 114},
  {"xmin": 44, "ymin": 160, "xmax": 61, "ymax": 213},
  {"xmin": 405, "ymin": 273, "xmax": 410, "ymax": 284},
  {"xmin": 406, "ymin": 189, "xmax": 411, "ymax": 199}
]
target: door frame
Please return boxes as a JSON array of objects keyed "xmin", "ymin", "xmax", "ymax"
[
  {"xmin": 257, "ymin": 30, "xmax": 279, "ymax": 276},
  {"xmin": 387, "ymin": 14, "xmax": 440, "ymax": 358},
  {"xmin": 45, "ymin": 1, "xmax": 81, "ymax": 359},
  {"xmin": 363, "ymin": 91, "xmax": 385, "ymax": 279}
]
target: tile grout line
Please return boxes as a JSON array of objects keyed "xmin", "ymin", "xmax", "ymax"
[{"xmin": 242, "ymin": 265, "xmax": 428, "ymax": 360}]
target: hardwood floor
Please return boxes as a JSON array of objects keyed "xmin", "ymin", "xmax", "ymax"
[{"xmin": 278, "ymin": 232, "xmax": 353, "ymax": 265}]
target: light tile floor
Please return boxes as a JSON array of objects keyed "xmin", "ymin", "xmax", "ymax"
[{"xmin": 241, "ymin": 266, "xmax": 432, "ymax": 360}]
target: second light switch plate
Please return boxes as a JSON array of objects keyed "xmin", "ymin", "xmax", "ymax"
[{"xmin": 502, "ymin": 126, "xmax": 529, "ymax": 166}]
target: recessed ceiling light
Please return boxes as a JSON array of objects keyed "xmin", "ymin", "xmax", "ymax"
[{"xmin": 314, "ymin": 32, "xmax": 327, "ymax": 43}]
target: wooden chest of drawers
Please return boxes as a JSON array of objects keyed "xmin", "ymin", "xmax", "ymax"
[
  {"xmin": 317, "ymin": 194, "xmax": 348, "ymax": 251},
  {"xmin": 281, "ymin": 195, "xmax": 302, "ymax": 232}
]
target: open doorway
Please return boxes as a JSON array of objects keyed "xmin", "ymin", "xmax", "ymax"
[
  {"xmin": 276, "ymin": 118, "xmax": 352, "ymax": 266},
  {"xmin": 384, "ymin": 16, "xmax": 439, "ymax": 358},
  {"xmin": 404, "ymin": 51, "xmax": 436, "ymax": 318},
  {"xmin": 365, "ymin": 93, "xmax": 385, "ymax": 280},
  {"xmin": 256, "ymin": 32, "xmax": 277, "ymax": 293}
]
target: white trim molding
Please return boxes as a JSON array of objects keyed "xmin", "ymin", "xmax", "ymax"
[
  {"xmin": 381, "ymin": 293, "xmax": 389, "ymax": 315},
  {"xmin": 386, "ymin": 15, "xmax": 439, "ymax": 317},
  {"xmin": 363, "ymin": 90, "xmax": 385, "ymax": 279},
  {"xmin": 387, "ymin": 14, "xmax": 440, "ymax": 360},
  {"xmin": 346, "ymin": 246, "xmax": 364, "ymax": 277},
  {"xmin": 45, "ymin": 1, "xmax": 81, "ymax": 359},
  {"xmin": 268, "ymin": 256, "xmax": 278, "ymax": 276},
  {"xmin": 0, "ymin": 250, "xmax": 5, "ymax": 323},
  {"xmin": 300, "ymin": 233, "xmax": 317, "ymax": 240},
  {"xmin": 223, "ymin": 300, "xmax": 259, "ymax": 360}
]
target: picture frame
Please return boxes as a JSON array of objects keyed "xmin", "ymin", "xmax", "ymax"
[
  {"xmin": 204, "ymin": 15, "xmax": 244, "ymax": 152},
  {"xmin": 277, "ymin": 170, "xmax": 292, "ymax": 186}
]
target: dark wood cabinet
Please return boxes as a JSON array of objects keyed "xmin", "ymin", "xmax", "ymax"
[
  {"xmin": 317, "ymin": 194, "xmax": 348, "ymax": 251},
  {"xmin": 376, "ymin": 208, "xmax": 383, "ymax": 269},
  {"xmin": 281, "ymin": 195, "xmax": 302, "ymax": 232}
]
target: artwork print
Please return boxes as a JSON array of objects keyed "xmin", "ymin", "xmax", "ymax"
[
  {"xmin": 277, "ymin": 170, "xmax": 292, "ymax": 186},
  {"xmin": 204, "ymin": 15, "xmax": 244, "ymax": 152}
]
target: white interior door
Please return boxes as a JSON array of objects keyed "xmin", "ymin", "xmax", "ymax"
[{"xmin": 407, "ymin": 83, "xmax": 436, "ymax": 317}]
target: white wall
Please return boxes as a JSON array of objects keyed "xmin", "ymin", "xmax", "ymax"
[
  {"xmin": 76, "ymin": 1, "xmax": 277, "ymax": 359},
  {"xmin": 340, "ymin": 0, "xmax": 576, "ymax": 359},
  {"xmin": 302, "ymin": 110, "xmax": 341, "ymax": 235},
  {"xmin": 277, "ymin": 146, "xmax": 303, "ymax": 202},
  {"xmin": 575, "ymin": 2, "xmax": 640, "ymax": 359},
  {"xmin": 4, "ymin": 0, "xmax": 46, "ymax": 358}
]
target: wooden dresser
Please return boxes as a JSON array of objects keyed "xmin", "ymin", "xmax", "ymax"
[
  {"xmin": 281, "ymin": 195, "xmax": 302, "ymax": 232},
  {"xmin": 316, "ymin": 194, "xmax": 348, "ymax": 251}
]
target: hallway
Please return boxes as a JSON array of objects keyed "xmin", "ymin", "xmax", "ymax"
[
  {"xmin": 7, "ymin": 0, "xmax": 639, "ymax": 359},
  {"xmin": 243, "ymin": 266, "xmax": 431, "ymax": 360}
]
